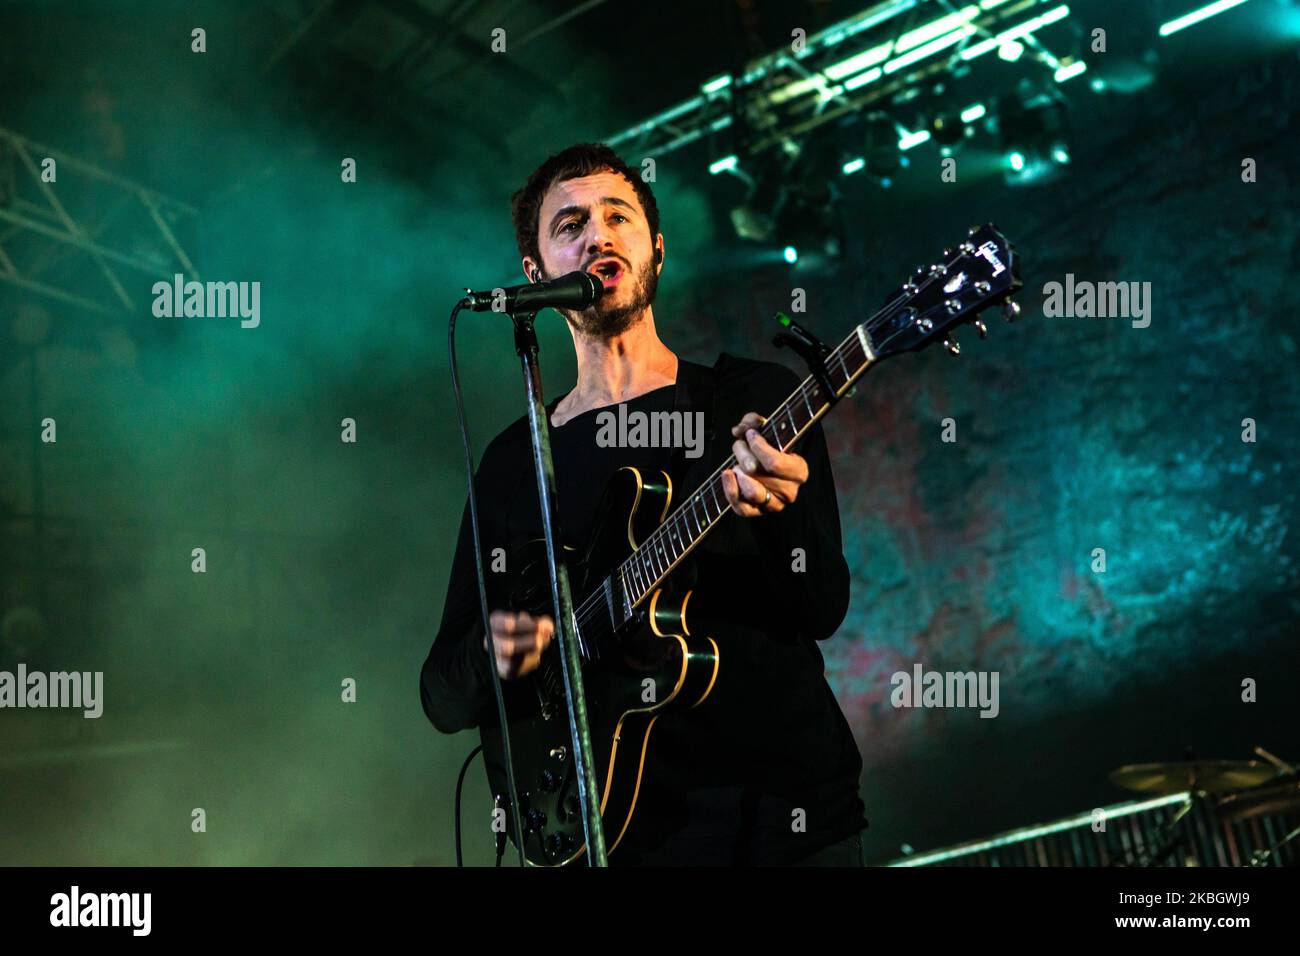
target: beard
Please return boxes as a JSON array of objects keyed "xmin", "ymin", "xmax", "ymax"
[{"xmin": 556, "ymin": 254, "xmax": 659, "ymax": 339}]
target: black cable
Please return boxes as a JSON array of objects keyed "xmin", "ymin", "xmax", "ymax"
[
  {"xmin": 448, "ymin": 301, "xmax": 528, "ymax": 868},
  {"xmin": 453, "ymin": 744, "xmax": 482, "ymax": 867}
]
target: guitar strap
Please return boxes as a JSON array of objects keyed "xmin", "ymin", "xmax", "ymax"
[{"xmin": 666, "ymin": 353, "xmax": 722, "ymax": 502}]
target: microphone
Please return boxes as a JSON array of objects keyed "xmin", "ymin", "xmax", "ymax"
[{"xmin": 460, "ymin": 270, "xmax": 603, "ymax": 313}]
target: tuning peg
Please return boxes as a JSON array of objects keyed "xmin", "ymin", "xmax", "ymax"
[
  {"xmin": 1002, "ymin": 300, "xmax": 1021, "ymax": 323},
  {"xmin": 944, "ymin": 336, "xmax": 961, "ymax": 355},
  {"xmin": 973, "ymin": 319, "xmax": 987, "ymax": 339}
]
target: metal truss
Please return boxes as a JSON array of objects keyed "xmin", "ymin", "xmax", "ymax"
[
  {"xmin": 0, "ymin": 127, "xmax": 200, "ymax": 317},
  {"xmin": 604, "ymin": 0, "xmax": 1080, "ymax": 164}
]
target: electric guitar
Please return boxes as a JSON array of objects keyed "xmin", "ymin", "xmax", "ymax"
[{"xmin": 481, "ymin": 224, "xmax": 1023, "ymax": 865}]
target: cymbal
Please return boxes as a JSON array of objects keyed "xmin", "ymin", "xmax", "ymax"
[
  {"xmin": 1215, "ymin": 779, "xmax": 1300, "ymax": 821},
  {"xmin": 1110, "ymin": 760, "xmax": 1276, "ymax": 795}
]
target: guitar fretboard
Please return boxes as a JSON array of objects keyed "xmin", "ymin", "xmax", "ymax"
[{"xmin": 606, "ymin": 322, "xmax": 877, "ymax": 621}]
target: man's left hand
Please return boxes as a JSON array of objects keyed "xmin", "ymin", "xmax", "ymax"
[{"xmin": 721, "ymin": 411, "xmax": 809, "ymax": 517}]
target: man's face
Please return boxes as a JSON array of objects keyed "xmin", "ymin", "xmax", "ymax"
[{"xmin": 530, "ymin": 169, "xmax": 661, "ymax": 338}]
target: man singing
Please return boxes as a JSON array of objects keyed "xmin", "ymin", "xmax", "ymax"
[{"xmin": 420, "ymin": 142, "xmax": 867, "ymax": 866}]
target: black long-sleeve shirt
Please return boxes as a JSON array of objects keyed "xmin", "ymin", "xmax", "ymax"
[{"xmin": 420, "ymin": 352, "xmax": 867, "ymax": 865}]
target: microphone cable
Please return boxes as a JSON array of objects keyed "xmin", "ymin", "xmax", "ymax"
[{"xmin": 447, "ymin": 301, "xmax": 527, "ymax": 868}]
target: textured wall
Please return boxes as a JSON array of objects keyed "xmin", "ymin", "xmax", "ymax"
[{"xmin": 672, "ymin": 49, "xmax": 1300, "ymax": 860}]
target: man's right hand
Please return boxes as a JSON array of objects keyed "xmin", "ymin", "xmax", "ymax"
[{"xmin": 484, "ymin": 610, "xmax": 555, "ymax": 680}]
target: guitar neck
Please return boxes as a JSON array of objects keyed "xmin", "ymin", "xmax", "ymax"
[
  {"xmin": 571, "ymin": 223, "xmax": 1020, "ymax": 649},
  {"xmin": 613, "ymin": 322, "xmax": 878, "ymax": 616}
]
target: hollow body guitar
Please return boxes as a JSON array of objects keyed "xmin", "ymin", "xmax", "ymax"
[{"xmin": 479, "ymin": 225, "xmax": 1022, "ymax": 866}]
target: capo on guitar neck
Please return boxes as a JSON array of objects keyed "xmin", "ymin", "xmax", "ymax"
[{"xmin": 772, "ymin": 312, "xmax": 840, "ymax": 408}]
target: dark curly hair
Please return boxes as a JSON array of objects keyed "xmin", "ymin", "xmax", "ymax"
[{"xmin": 510, "ymin": 142, "xmax": 661, "ymax": 275}]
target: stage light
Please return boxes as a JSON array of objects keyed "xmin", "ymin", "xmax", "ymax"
[
  {"xmin": 998, "ymin": 83, "xmax": 1070, "ymax": 186},
  {"xmin": 862, "ymin": 114, "xmax": 902, "ymax": 176},
  {"xmin": 1054, "ymin": 60, "xmax": 1087, "ymax": 82},
  {"xmin": 1087, "ymin": 53, "xmax": 1158, "ymax": 94},
  {"xmin": 884, "ymin": 27, "xmax": 976, "ymax": 75},
  {"xmin": 730, "ymin": 170, "xmax": 787, "ymax": 242},
  {"xmin": 898, "ymin": 128, "xmax": 931, "ymax": 150},
  {"xmin": 843, "ymin": 66, "xmax": 883, "ymax": 91},
  {"xmin": 998, "ymin": 40, "xmax": 1025, "ymax": 61},
  {"xmin": 895, "ymin": 5, "xmax": 981, "ymax": 53},
  {"xmin": 960, "ymin": 103, "xmax": 987, "ymax": 123},
  {"xmin": 824, "ymin": 42, "xmax": 892, "ymax": 81},
  {"xmin": 784, "ymin": 246, "xmax": 799, "ymax": 264},
  {"xmin": 701, "ymin": 74, "xmax": 732, "ymax": 94},
  {"xmin": 961, "ymin": 5, "xmax": 1071, "ymax": 60},
  {"xmin": 930, "ymin": 113, "xmax": 970, "ymax": 156},
  {"xmin": 1159, "ymin": 0, "xmax": 1253, "ymax": 37},
  {"xmin": 842, "ymin": 157, "xmax": 866, "ymax": 175},
  {"xmin": 709, "ymin": 155, "xmax": 738, "ymax": 175}
]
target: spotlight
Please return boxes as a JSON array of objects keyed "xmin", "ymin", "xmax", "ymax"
[
  {"xmin": 997, "ymin": 83, "xmax": 1071, "ymax": 186},
  {"xmin": 1088, "ymin": 53, "xmax": 1158, "ymax": 94},
  {"xmin": 772, "ymin": 179, "xmax": 845, "ymax": 273},
  {"xmin": 998, "ymin": 39, "xmax": 1025, "ymax": 61},
  {"xmin": 862, "ymin": 114, "xmax": 902, "ymax": 179},
  {"xmin": 898, "ymin": 128, "xmax": 931, "ymax": 150},
  {"xmin": 930, "ymin": 112, "xmax": 970, "ymax": 156},
  {"xmin": 729, "ymin": 154, "xmax": 791, "ymax": 242}
]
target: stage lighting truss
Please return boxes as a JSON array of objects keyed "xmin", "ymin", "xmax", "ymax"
[
  {"xmin": 0, "ymin": 127, "xmax": 199, "ymax": 318},
  {"xmin": 605, "ymin": 0, "xmax": 1086, "ymax": 177}
]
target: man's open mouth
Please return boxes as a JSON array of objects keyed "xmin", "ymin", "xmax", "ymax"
[{"xmin": 588, "ymin": 259, "xmax": 625, "ymax": 288}]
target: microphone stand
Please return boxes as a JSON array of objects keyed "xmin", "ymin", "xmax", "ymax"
[{"xmin": 509, "ymin": 308, "xmax": 608, "ymax": 867}]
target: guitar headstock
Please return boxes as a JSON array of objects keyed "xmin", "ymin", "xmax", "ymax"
[{"xmin": 867, "ymin": 224, "xmax": 1022, "ymax": 360}]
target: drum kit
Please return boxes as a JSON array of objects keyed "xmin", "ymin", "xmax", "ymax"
[{"xmin": 1109, "ymin": 746, "xmax": 1300, "ymax": 866}]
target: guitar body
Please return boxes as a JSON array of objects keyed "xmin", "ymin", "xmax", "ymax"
[{"xmin": 480, "ymin": 466, "xmax": 720, "ymax": 866}]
